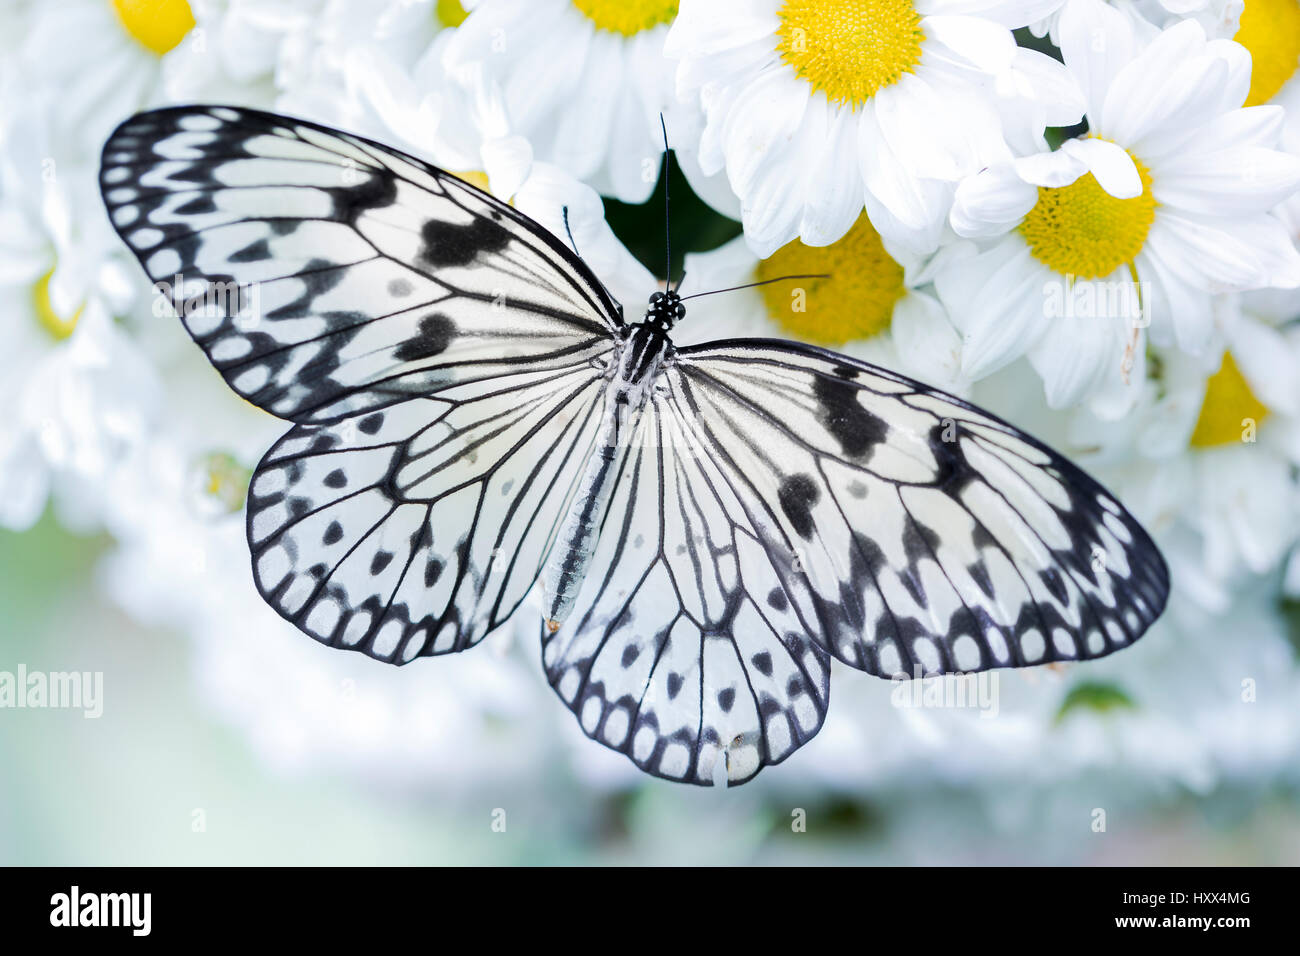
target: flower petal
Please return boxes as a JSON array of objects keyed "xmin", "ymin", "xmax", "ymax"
[
  {"xmin": 1061, "ymin": 137, "xmax": 1142, "ymax": 198},
  {"xmin": 950, "ymin": 163, "xmax": 1037, "ymax": 237}
]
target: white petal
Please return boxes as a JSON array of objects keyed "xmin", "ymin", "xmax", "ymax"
[
  {"xmin": 664, "ymin": 0, "xmax": 779, "ymax": 59},
  {"xmin": 1229, "ymin": 315, "xmax": 1300, "ymax": 417},
  {"xmin": 1014, "ymin": 148, "xmax": 1088, "ymax": 187},
  {"xmin": 797, "ymin": 107, "xmax": 864, "ymax": 246},
  {"xmin": 1105, "ymin": 27, "xmax": 1228, "ymax": 150},
  {"xmin": 915, "ymin": 0, "xmax": 1064, "ymax": 28},
  {"xmin": 920, "ymin": 15, "xmax": 1017, "ymax": 74},
  {"xmin": 950, "ymin": 164, "xmax": 1037, "ymax": 237},
  {"xmin": 891, "ymin": 291, "xmax": 964, "ymax": 386},
  {"xmin": 1155, "ymin": 146, "xmax": 1300, "ymax": 217},
  {"xmin": 860, "ymin": 102, "xmax": 954, "ymax": 246},
  {"xmin": 1136, "ymin": 240, "xmax": 1214, "ymax": 353},
  {"xmin": 1057, "ymin": 0, "xmax": 1136, "ymax": 127},
  {"xmin": 934, "ymin": 240, "xmax": 1053, "ymax": 379},
  {"xmin": 1061, "ymin": 137, "xmax": 1141, "ymax": 198},
  {"xmin": 723, "ymin": 69, "xmax": 809, "ymax": 200},
  {"xmin": 1155, "ymin": 210, "xmax": 1300, "ymax": 291}
]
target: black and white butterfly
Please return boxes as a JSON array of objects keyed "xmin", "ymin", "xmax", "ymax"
[{"xmin": 100, "ymin": 106, "xmax": 1168, "ymax": 786}]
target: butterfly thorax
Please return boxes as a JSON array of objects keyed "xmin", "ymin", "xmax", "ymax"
[{"xmin": 539, "ymin": 313, "xmax": 674, "ymax": 631}]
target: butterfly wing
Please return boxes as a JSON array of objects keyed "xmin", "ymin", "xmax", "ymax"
[
  {"xmin": 542, "ymin": 392, "xmax": 831, "ymax": 786},
  {"xmin": 100, "ymin": 105, "xmax": 620, "ymax": 424},
  {"xmin": 101, "ymin": 106, "xmax": 624, "ymax": 659},
  {"xmin": 250, "ymin": 362, "xmax": 606, "ymax": 661},
  {"xmin": 670, "ymin": 339, "xmax": 1169, "ymax": 678},
  {"xmin": 545, "ymin": 338, "xmax": 1167, "ymax": 785}
]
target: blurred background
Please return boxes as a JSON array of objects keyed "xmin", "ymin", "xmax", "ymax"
[{"xmin": 2, "ymin": 0, "xmax": 1300, "ymax": 865}]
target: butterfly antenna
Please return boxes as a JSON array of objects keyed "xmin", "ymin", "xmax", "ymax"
[
  {"xmin": 659, "ymin": 114, "xmax": 674, "ymax": 292},
  {"xmin": 561, "ymin": 205, "xmax": 582, "ymax": 259},
  {"xmin": 678, "ymin": 273, "xmax": 829, "ymax": 302}
]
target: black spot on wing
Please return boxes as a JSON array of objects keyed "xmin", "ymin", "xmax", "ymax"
[
  {"xmin": 813, "ymin": 372, "xmax": 888, "ymax": 459},
  {"xmin": 419, "ymin": 216, "xmax": 512, "ymax": 268},
  {"xmin": 778, "ymin": 473, "xmax": 820, "ymax": 540},
  {"xmin": 393, "ymin": 313, "xmax": 455, "ymax": 362},
  {"xmin": 229, "ymin": 238, "xmax": 271, "ymax": 263},
  {"xmin": 329, "ymin": 167, "xmax": 398, "ymax": 226}
]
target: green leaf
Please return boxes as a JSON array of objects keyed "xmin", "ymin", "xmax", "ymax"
[
  {"xmin": 1055, "ymin": 680, "xmax": 1137, "ymax": 722},
  {"xmin": 604, "ymin": 151, "xmax": 742, "ymax": 283}
]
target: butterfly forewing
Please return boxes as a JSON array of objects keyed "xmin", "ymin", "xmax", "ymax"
[
  {"xmin": 101, "ymin": 105, "xmax": 623, "ymax": 662},
  {"xmin": 100, "ymin": 106, "xmax": 621, "ymax": 424}
]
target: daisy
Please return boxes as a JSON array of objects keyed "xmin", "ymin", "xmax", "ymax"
[
  {"xmin": 664, "ymin": 0, "xmax": 1083, "ymax": 257},
  {"xmin": 98, "ymin": 421, "xmax": 561, "ymax": 787},
  {"xmin": 939, "ymin": 0, "xmax": 1300, "ymax": 409},
  {"xmin": 1032, "ymin": 299, "xmax": 1300, "ymax": 611},
  {"xmin": 1232, "ymin": 0, "xmax": 1300, "ymax": 271},
  {"xmin": 15, "ymin": 0, "xmax": 198, "ymax": 156},
  {"xmin": 440, "ymin": 0, "xmax": 684, "ymax": 203},
  {"xmin": 1234, "ymin": 0, "xmax": 1300, "ymax": 109},
  {"xmin": 0, "ymin": 99, "xmax": 159, "ymax": 531},
  {"xmin": 679, "ymin": 214, "xmax": 964, "ymax": 388}
]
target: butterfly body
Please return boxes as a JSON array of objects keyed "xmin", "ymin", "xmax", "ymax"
[
  {"xmin": 100, "ymin": 106, "xmax": 1169, "ymax": 786},
  {"xmin": 541, "ymin": 319, "xmax": 673, "ymax": 629}
]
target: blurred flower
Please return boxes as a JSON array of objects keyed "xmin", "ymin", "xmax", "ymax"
[
  {"xmin": 0, "ymin": 99, "xmax": 158, "ymax": 531},
  {"xmin": 15, "ymin": 0, "xmax": 198, "ymax": 156},
  {"xmin": 665, "ymin": 0, "xmax": 1081, "ymax": 256},
  {"xmin": 442, "ymin": 0, "xmax": 682, "ymax": 203},
  {"xmin": 939, "ymin": 0, "xmax": 1300, "ymax": 410}
]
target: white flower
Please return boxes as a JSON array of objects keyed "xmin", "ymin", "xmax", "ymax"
[
  {"xmin": 1232, "ymin": 0, "xmax": 1300, "ymax": 307},
  {"xmin": 0, "ymin": 100, "xmax": 159, "ymax": 531},
  {"xmin": 1130, "ymin": 0, "xmax": 1242, "ymax": 36},
  {"xmin": 664, "ymin": 0, "xmax": 1081, "ymax": 257},
  {"xmin": 678, "ymin": 218, "xmax": 964, "ymax": 388},
  {"xmin": 441, "ymin": 0, "xmax": 683, "ymax": 203},
  {"xmin": 1024, "ymin": 299, "xmax": 1300, "ymax": 610},
  {"xmin": 939, "ymin": 0, "xmax": 1300, "ymax": 409},
  {"xmin": 13, "ymin": 0, "xmax": 199, "ymax": 157},
  {"xmin": 98, "ymin": 417, "xmax": 562, "ymax": 787}
]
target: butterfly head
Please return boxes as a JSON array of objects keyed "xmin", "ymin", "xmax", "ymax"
[{"xmin": 644, "ymin": 290, "xmax": 684, "ymax": 333}]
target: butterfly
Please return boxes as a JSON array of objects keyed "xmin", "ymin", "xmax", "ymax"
[{"xmin": 100, "ymin": 106, "xmax": 1169, "ymax": 786}]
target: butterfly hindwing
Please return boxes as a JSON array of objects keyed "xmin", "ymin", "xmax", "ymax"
[
  {"xmin": 100, "ymin": 105, "xmax": 621, "ymax": 424},
  {"xmin": 249, "ymin": 361, "xmax": 607, "ymax": 661},
  {"xmin": 542, "ymin": 393, "xmax": 831, "ymax": 786},
  {"xmin": 669, "ymin": 339, "xmax": 1170, "ymax": 679}
]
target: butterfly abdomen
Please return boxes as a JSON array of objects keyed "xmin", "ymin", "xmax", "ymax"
[{"xmin": 540, "ymin": 325, "xmax": 670, "ymax": 630}]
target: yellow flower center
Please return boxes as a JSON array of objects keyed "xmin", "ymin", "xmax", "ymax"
[
  {"xmin": 193, "ymin": 451, "xmax": 251, "ymax": 515},
  {"xmin": 1019, "ymin": 147, "xmax": 1157, "ymax": 280},
  {"xmin": 775, "ymin": 0, "xmax": 925, "ymax": 107},
  {"xmin": 756, "ymin": 214, "xmax": 905, "ymax": 345},
  {"xmin": 33, "ymin": 269, "xmax": 83, "ymax": 340},
  {"xmin": 1190, "ymin": 352, "xmax": 1270, "ymax": 448},
  {"xmin": 453, "ymin": 169, "xmax": 493, "ymax": 193},
  {"xmin": 436, "ymin": 0, "xmax": 470, "ymax": 28},
  {"xmin": 111, "ymin": 0, "xmax": 195, "ymax": 55},
  {"xmin": 1235, "ymin": 0, "xmax": 1300, "ymax": 105},
  {"xmin": 571, "ymin": 0, "xmax": 678, "ymax": 35}
]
